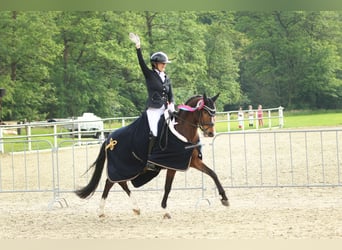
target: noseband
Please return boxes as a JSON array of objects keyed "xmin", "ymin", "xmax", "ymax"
[{"xmin": 198, "ymin": 109, "xmax": 215, "ymax": 133}]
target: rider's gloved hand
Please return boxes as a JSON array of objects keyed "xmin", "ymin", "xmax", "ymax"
[
  {"xmin": 168, "ymin": 102, "xmax": 175, "ymax": 112},
  {"xmin": 129, "ymin": 33, "xmax": 140, "ymax": 49}
]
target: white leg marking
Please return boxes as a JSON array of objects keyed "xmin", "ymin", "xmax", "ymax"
[
  {"xmin": 98, "ymin": 198, "xmax": 106, "ymax": 217},
  {"xmin": 163, "ymin": 208, "xmax": 171, "ymax": 219}
]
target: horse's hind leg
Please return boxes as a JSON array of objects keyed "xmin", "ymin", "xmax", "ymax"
[
  {"xmin": 118, "ymin": 182, "xmax": 140, "ymax": 215},
  {"xmin": 98, "ymin": 178, "xmax": 114, "ymax": 217}
]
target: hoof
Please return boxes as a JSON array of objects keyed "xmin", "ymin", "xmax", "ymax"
[
  {"xmin": 98, "ymin": 213, "xmax": 106, "ymax": 218},
  {"xmin": 163, "ymin": 213, "xmax": 171, "ymax": 219},
  {"xmin": 221, "ymin": 199, "xmax": 229, "ymax": 206},
  {"xmin": 133, "ymin": 209, "xmax": 141, "ymax": 215}
]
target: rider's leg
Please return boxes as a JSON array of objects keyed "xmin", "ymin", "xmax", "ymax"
[
  {"xmin": 146, "ymin": 107, "xmax": 160, "ymax": 154},
  {"xmin": 146, "ymin": 133, "xmax": 160, "ymax": 172},
  {"xmin": 145, "ymin": 107, "xmax": 164, "ymax": 172},
  {"xmin": 148, "ymin": 132, "xmax": 157, "ymax": 155}
]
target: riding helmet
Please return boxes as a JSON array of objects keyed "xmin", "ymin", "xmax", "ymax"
[{"xmin": 150, "ymin": 52, "xmax": 171, "ymax": 64}]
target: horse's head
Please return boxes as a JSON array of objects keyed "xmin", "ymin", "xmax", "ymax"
[
  {"xmin": 200, "ymin": 93, "xmax": 219, "ymax": 137},
  {"xmin": 178, "ymin": 93, "xmax": 220, "ymax": 138}
]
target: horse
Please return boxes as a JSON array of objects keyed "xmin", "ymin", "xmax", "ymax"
[{"xmin": 75, "ymin": 93, "xmax": 229, "ymax": 219}]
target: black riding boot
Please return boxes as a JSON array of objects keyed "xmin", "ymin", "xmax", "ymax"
[
  {"xmin": 148, "ymin": 134, "xmax": 156, "ymax": 155},
  {"xmin": 145, "ymin": 135, "xmax": 160, "ymax": 172}
]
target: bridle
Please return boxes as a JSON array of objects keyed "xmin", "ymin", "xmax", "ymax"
[
  {"xmin": 159, "ymin": 97, "xmax": 216, "ymax": 150},
  {"xmin": 198, "ymin": 108, "xmax": 215, "ymax": 135},
  {"xmin": 175, "ymin": 98, "xmax": 216, "ymax": 135}
]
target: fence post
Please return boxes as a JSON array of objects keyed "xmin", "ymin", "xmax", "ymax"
[
  {"xmin": 227, "ymin": 112, "xmax": 230, "ymax": 132},
  {"xmin": 268, "ymin": 110, "xmax": 271, "ymax": 129},
  {"xmin": 27, "ymin": 124, "xmax": 32, "ymax": 151},
  {"xmin": 100, "ymin": 131, "xmax": 105, "ymax": 140},
  {"xmin": 255, "ymin": 111, "xmax": 259, "ymax": 130},
  {"xmin": 279, "ymin": 106, "xmax": 284, "ymax": 128},
  {"xmin": 0, "ymin": 127, "xmax": 3, "ymax": 153},
  {"xmin": 53, "ymin": 124, "xmax": 58, "ymax": 149},
  {"xmin": 77, "ymin": 122, "xmax": 81, "ymax": 142}
]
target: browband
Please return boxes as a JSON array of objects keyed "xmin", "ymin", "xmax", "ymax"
[{"xmin": 178, "ymin": 99, "xmax": 216, "ymax": 116}]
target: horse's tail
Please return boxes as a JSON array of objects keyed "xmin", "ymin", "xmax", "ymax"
[{"xmin": 75, "ymin": 141, "xmax": 107, "ymax": 199}]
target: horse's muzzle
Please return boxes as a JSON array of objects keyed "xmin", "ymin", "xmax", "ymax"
[
  {"xmin": 204, "ymin": 130, "xmax": 214, "ymax": 137},
  {"xmin": 207, "ymin": 132, "xmax": 214, "ymax": 137}
]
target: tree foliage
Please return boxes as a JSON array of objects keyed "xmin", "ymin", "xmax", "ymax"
[
  {"xmin": 237, "ymin": 11, "xmax": 342, "ymax": 109},
  {"xmin": 0, "ymin": 11, "xmax": 341, "ymax": 121}
]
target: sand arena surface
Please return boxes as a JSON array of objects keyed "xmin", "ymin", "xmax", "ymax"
[{"xmin": 1, "ymin": 132, "xmax": 342, "ymax": 239}]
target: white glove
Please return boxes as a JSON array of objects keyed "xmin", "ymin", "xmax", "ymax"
[
  {"xmin": 168, "ymin": 102, "xmax": 175, "ymax": 112},
  {"xmin": 129, "ymin": 32, "xmax": 140, "ymax": 48},
  {"xmin": 168, "ymin": 103, "xmax": 177, "ymax": 124}
]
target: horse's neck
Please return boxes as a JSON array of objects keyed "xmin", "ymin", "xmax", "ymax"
[{"xmin": 175, "ymin": 113, "xmax": 198, "ymax": 143}]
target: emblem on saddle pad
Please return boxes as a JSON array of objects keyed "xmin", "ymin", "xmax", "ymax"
[{"xmin": 106, "ymin": 138, "xmax": 118, "ymax": 151}]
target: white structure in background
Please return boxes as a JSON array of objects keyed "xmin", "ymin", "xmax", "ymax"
[{"xmin": 66, "ymin": 112, "xmax": 104, "ymax": 138}]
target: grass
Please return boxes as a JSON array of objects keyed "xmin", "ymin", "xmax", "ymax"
[
  {"xmin": 215, "ymin": 110, "xmax": 342, "ymax": 132},
  {"xmin": 283, "ymin": 112, "xmax": 342, "ymax": 128}
]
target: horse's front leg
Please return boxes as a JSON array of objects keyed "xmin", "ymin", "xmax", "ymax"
[
  {"xmin": 161, "ymin": 169, "xmax": 176, "ymax": 219},
  {"xmin": 191, "ymin": 151, "xmax": 229, "ymax": 206},
  {"xmin": 203, "ymin": 164, "xmax": 229, "ymax": 206}
]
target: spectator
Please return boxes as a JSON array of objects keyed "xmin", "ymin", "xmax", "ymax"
[
  {"xmin": 238, "ymin": 106, "xmax": 244, "ymax": 129},
  {"xmin": 257, "ymin": 104, "xmax": 263, "ymax": 127},
  {"xmin": 248, "ymin": 105, "xmax": 254, "ymax": 127}
]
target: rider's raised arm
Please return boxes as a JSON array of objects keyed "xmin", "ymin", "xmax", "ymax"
[
  {"xmin": 136, "ymin": 47, "xmax": 150, "ymax": 78},
  {"xmin": 129, "ymin": 33, "xmax": 151, "ymax": 79}
]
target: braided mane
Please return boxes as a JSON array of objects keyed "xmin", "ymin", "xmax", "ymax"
[{"xmin": 184, "ymin": 95, "xmax": 202, "ymax": 106}]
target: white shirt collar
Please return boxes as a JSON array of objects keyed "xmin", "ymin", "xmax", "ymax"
[{"xmin": 154, "ymin": 69, "xmax": 166, "ymax": 82}]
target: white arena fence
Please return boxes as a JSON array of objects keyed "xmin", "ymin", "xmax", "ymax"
[
  {"xmin": 1, "ymin": 110, "xmax": 341, "ymax": 209},
  {"xmin": 211, "ymin": 128, "xmax": 342, "ymax": 189},
  {"xmin": 1, "ymin": 128, "xmax": 341, "ymax": 209},
  {"xmin": 216, "ymin": 106, "xmax": 284, "ymax": 132}
]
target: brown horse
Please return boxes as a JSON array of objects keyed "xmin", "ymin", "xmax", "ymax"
[{"xmin": 75, "ymin": 93, "xmax": 229, "ymax": 218}]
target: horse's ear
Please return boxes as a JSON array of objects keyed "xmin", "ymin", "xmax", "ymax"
[
  {"xmin": 203, "ymin": 93, "xmax": 207, "ymax": 101},
  {"xmin": 211, "ymin": 93, "xmax": 220, "ymax": 103}
]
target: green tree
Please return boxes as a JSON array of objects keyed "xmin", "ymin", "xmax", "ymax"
[
  {"xmin": 199, "ymin": 11, "xmax": 242, "ymax": 110},
  {"xmin": 0, "ymin": 11, "xmax": 61, "ymax": 121},
  {"xmin": 237, "ymin": 11, "xmax": 342, "ymax": 109}
]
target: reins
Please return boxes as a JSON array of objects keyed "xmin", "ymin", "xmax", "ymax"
[
  {"xmin": 158, "ymin": 96, "xmax": 216, "ymax": 151},
  {"xmin": 172, "ymin": 110, "xmax": 213, "ymax": 131},
  {"xmin": 158, "ymin": 110, "xmax": 204, "ymax": 151}
]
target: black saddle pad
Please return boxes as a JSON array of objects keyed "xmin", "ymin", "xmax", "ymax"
[{"xmin": 105, "ymin": 111, "xmax": 197, "ymax": 187}]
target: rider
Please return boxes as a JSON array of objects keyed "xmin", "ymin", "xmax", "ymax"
[{"xmin": 129, "ymin": 33, "xmax": 175, "ymax": 171}]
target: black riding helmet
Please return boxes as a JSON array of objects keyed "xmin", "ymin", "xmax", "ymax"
[{"xmin": 150, "ymin": 52, "xmax": 171, "ymax": 65}]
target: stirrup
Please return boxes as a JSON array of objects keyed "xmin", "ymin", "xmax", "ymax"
[{"xmin": 145, "ymin": 162, "xmax": 161, "ymax": 172}]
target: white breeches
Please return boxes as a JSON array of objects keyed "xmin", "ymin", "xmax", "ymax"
[{"xmin": 146, "ymin": 106, "xmax": 165, "ymax": 136}]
